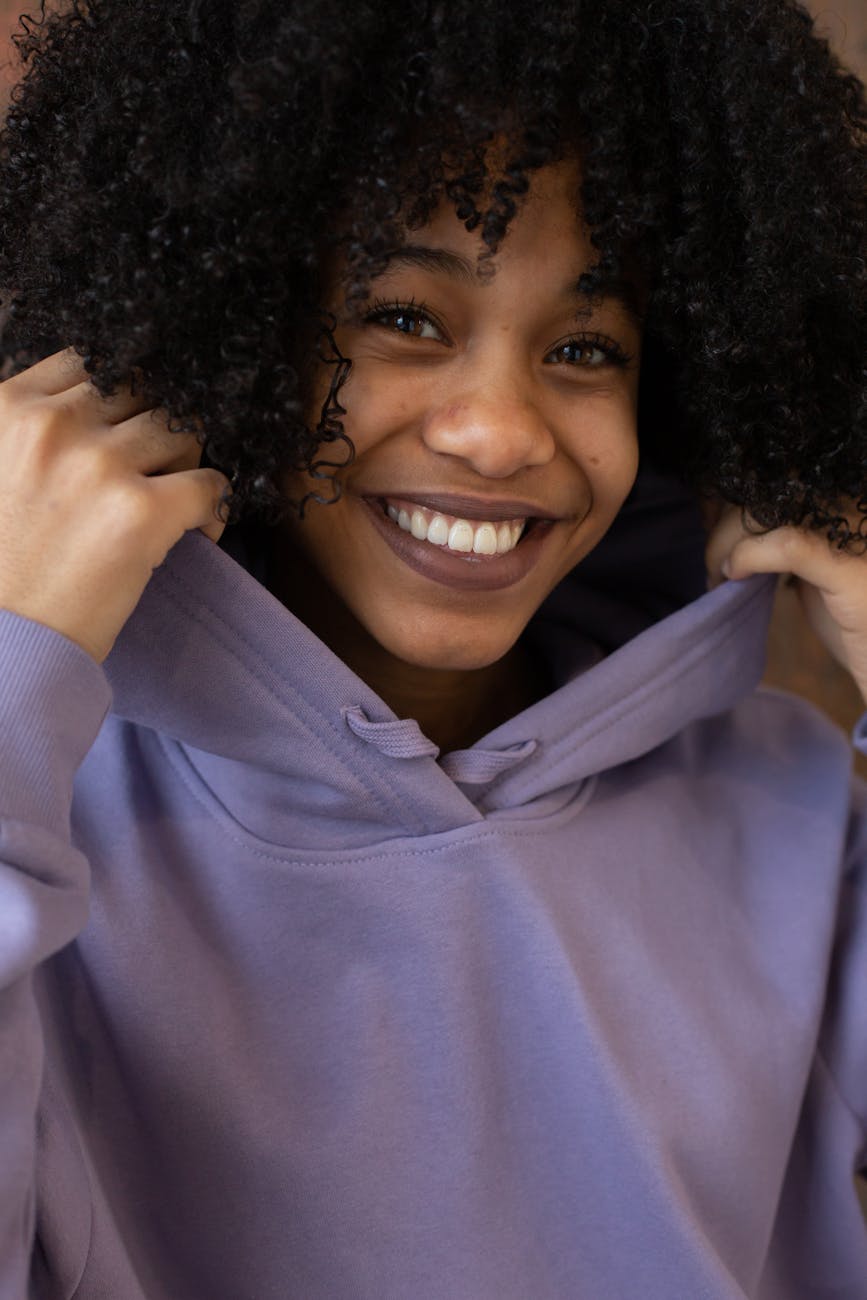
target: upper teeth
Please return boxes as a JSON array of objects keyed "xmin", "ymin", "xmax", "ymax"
[{"xmin": 385, "ymin": 501, "xmax": 526, "ymax": 555}]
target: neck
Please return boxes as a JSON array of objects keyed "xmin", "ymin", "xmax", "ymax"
[
  {"xmin": 266, "ymin": 540, "xmax": 547, "ymax": 753},
  {"xmin": 340, "ymin": 632, "xmax": 545, "ymax": 753}
]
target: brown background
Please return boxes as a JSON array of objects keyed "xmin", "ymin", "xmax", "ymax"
[{"xmin": 0, "ymin": 2, "xmax": 863, "ymax": 753}]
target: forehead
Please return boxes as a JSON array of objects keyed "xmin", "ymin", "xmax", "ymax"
[
  {"xmin": 370, "ymin": 162, "xmax": 645, "ymax": 327},
  {"xmin": 365, "ymin": 159, "xmax": 596, "ymax": 297},
  {"xmin": 406, "ymin": 157, "xmax": 588, "ymax": 262}
]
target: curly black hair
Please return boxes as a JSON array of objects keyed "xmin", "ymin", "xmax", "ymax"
[{"xmin": 0, "ymin": 0, "xmax": 864, "ymax": 544}]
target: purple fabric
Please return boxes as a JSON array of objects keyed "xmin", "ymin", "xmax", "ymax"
[{"xmin": 2, "ymin": 472, "xmax": 867, "ymax": 1298}]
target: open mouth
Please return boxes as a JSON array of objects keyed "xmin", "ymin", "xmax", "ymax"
[
  {"xmin": 376, "ymin": 496, "xmax": 542, "ymax": 559},
  {"xmin": 361, "ymin": 493, "xmax": 557, "ymax": 592}
]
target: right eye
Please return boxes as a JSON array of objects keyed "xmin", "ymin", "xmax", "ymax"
[{"xmin": 365, "ymin": 299, "xmax": 445, "ymax": 341}]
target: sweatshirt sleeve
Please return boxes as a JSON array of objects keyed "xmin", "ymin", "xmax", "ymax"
[
  {"xmin": 813, "ymin": 711, "xmax": 867, "ymax": 1172},
  {"xmin": 855, "ymin": 714, "xmax": 867, "ymax": 757},
  {"xmin": 0, "ymin": 610, "xmax": 112, "ymax": 1300}
]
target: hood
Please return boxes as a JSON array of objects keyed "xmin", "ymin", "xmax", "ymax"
[{"xmin": 102, "ymin": 465, "xmax": 776, "ymax": 845}]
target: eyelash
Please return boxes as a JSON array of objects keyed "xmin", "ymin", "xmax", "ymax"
[{"xmin": 364, "ymin": 297, "xmax": 633, "ymax": 369}]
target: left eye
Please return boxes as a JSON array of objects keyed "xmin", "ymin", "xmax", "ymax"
[{"xmin": 548, "ymin": 340, "xmax": 614, "ymax": 367}]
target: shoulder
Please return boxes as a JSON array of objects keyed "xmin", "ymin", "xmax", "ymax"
[
  {"xmin": 736, "ymin": 685, "xmax": 855, "ymax": 759},
  {"xmin": 691, "ymin": 685, "xmax": 856, "ymax": 778},
  {"xmin": 650, "ymin": 685, "xmax": 860, "ymax": 833}
]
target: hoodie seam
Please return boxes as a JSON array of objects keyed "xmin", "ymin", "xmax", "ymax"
[
  {"xmin": 152, "ymin": 568, "xmax": 439, "ymax": 837},
  {"xmin": 155, "ymin": 727, "xmax": 589, "ymax": 865}
]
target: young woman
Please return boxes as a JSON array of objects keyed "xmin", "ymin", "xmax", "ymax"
[{"xmin": 0, "ymin": 1, "xmax": 865, "ymax": 1296}]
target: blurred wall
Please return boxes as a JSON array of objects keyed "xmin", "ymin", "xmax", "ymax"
[
  {"xmin": 811, "ymin": 0, "xmax": 867, "ymax": 68},
  {"xmin": 0, "ymin": 2, "xmax": 20, "ymax": 89}
]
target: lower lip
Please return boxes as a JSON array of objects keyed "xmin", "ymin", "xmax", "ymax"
[{"xmin": 360, "ymin": 497, "xmax": 557, "ymax": 592}]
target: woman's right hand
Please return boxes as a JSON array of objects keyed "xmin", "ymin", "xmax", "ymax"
[{"xmin": 0, "ymin": 347, "xmax": 233, "ymax": 664}]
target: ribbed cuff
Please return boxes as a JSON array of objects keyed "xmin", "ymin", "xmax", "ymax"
[{"xmin": 0, "ymin": 611, "xmax": 112, "ymax": 835}]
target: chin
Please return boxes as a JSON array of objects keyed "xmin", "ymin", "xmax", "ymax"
[{"xmin": 369, "ymin": 620, "xmax": 520, "ymax": 674}]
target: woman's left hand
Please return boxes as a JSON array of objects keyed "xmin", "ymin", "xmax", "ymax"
[{"xmin": 706, "ymin": 504, "xmax": 867, "ymax": 708}]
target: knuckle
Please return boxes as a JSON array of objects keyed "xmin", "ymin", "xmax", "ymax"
[
  {"xmin": 51, "ymin": 435, "xmax": 112, "ymax": 487},
  {"xmin": 152, "ymin": 422, "xmax": 197, "ymax": 458},
  {"xmin": 13, "ymin": 402, "xmax": 78, "ymax": 455},
  {"xmin": 139, "ymin": 406, "xmax": 168, "ymax": 435},
  {"xmin": 774, "ymin": 528, "xmax": 804, "ymax": 562},
  {"xmin": 105, "ymin": 480, "xmax": 153, "ymax": 532}
]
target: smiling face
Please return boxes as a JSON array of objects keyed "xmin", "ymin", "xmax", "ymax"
[{"xmin": 277, "ymin": 159, "xmax": 643, "ymax": 672}]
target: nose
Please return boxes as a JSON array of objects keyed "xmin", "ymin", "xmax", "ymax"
[{"xmin": 421, "ymin": 377, "xmax": 556, "ymax": 479}]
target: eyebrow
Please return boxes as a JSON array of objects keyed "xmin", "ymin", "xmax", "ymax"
[{"xmin": 378, "ymin": 244, "xmax": 645, "ymax": 328}]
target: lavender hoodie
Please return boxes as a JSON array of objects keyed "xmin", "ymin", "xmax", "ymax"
[{"xmin": 3, "ymin": 470, "xmax": 867, "ymax": 1299}]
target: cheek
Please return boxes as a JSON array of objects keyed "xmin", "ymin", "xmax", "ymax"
[
  {"xmin": 307, "ymin": 357, "xmax": 424, "ymax": 459},
  {"xmin": 284, "ymin": 361, "xmax": 426, "ymax": 517},
  {"xmin": 561, "ymin": 398, "xmax": 640, "ymax": 506}
]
